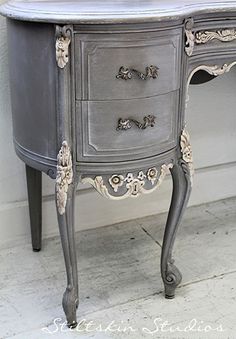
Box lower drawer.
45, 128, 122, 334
76, 92, 179, 162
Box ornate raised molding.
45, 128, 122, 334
186, 61, 236, 107
184, 19, 236, 56
184, 60, 236, 183
82, 164, 173, 200
56, 141, 73, 215
55, 25, 71, 69
184, 18, 195, 56
195, 29, 236, 44
180, 128, 194, 186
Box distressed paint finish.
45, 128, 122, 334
1, 0, 236, 23
55, 28, 71, 69
1, 0, 236, 329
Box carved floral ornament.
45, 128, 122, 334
55, 25, 71, 69
82, 164, 173, 200
180, 128, 194, 186
56, 141, 73, 215
184, 18, 236, 56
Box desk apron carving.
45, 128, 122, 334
82, 164, 173, 200
185, 18, 236, 56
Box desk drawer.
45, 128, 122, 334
76, 91, 179, 162
75, 33, 181, 100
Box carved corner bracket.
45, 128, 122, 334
81, 164, 173, 200
180, 128, 194, 186
185, 18, 236, 56
55, 25, 71, 69
185, 18, 195, 56
56, 141, 73, 215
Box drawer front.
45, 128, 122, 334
76, 91, 179, 162
75, 33, 181, 100
186, 19, 236, 56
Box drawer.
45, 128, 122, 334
76, 91, 179, 162
75, 33, 181, 100
186, 19, 236, 56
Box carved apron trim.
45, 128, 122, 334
82, 164, 173, 200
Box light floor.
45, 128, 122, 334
0, 197, 236, 339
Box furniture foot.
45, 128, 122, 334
25, 164, 42, 252
62, 285, 78, 328
161, 159, 192, 299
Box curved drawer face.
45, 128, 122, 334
75, 33, 181, 101
76, 91, 179, 162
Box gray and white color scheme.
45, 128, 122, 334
1, 0, 236, 328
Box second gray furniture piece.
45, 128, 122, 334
1, 0, 236, 328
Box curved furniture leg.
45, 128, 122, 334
56, 181, 78, 328
161, 159, 192, 299
55, 141, 78, 328
25, 164, 42, 252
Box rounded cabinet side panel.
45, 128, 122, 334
7, 19, 58, 164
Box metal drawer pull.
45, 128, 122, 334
117, 115, 156, 131
116, 65, 159, 80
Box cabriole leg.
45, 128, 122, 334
55, 141, 78, 328
25, 164, 42, 252
161, 129, 193, 298
56, 182, 78, 328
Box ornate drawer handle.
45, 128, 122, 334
116, 65, 159, 80
117, 115, 156, 130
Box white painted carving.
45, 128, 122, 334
56, 141, 73, 215
184, 61, 236, 185
185, 18, 195, 56
185, 24, 236, 57
56, 35, 71, 69
82, 164, 173, 200
185, 28, 195, 56
109, 174, 125, 192
195, 29, 236, 44
180, 128, 194, 186
186, 61, 236, 106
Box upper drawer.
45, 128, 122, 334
75, 32, 181, 101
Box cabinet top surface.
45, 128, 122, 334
1, 0, 236, 24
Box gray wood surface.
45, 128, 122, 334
0, 198, 235, 338
26, 165, 42, 252
1, 0, 236, 23
76, 32, 181, 100
77, 92, 178, 162
1, 0, 236, 329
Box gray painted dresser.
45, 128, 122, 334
1, 0, 236, 328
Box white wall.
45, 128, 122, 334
0, 15, 236, 246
